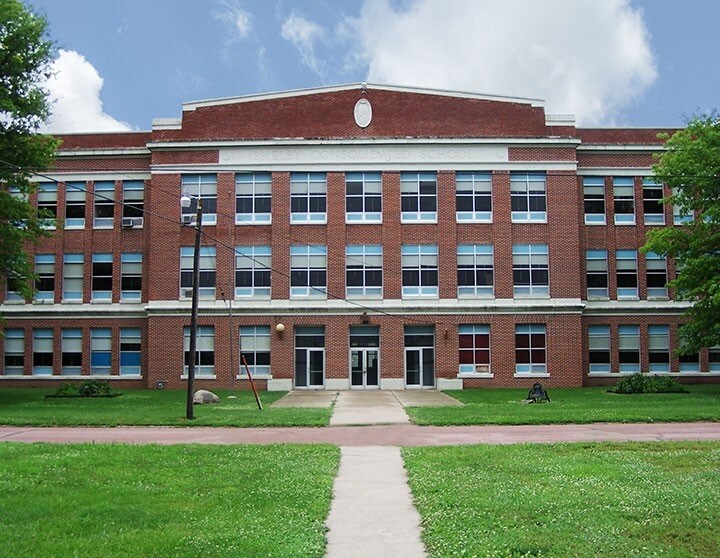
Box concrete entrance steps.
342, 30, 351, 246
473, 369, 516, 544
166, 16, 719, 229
325, 446, 427, 558
330, 391, 409, 426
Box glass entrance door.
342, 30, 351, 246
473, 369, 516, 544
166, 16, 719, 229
404, 326, 435, 388
350, 348, 379, 388
295, 327, 325, 389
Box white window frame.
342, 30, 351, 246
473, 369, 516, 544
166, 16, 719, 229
183, 325, 215, 378
618, 325, 640, 373
239, 326, 271, 377
457, 244, 494, 297
62, 254, 84, 302
180, 246, 216, 299
616, 250, 638, 299
64, 182, 86, 229
642, 177, 665, 225
456, 172, 492, 223
91, 253, 113, 302
181, 174, 217, 225
511, 172, 546, 222
290, 245, 327, 298
120, 253, 142, 301
648, 325, 670, 373
3, 329, 25, 376
401, 172, 437, 223
588, 325, 611, 374
583, 176, 606, 224
401, 244, 439, 298
512, 244, 549, 298
90, 328, 112, 376
290, 172, 327, 223
613, 177, 635, 225
458, 324, 491, 375
93, 181, 115, 228
235, 172, 272, 224
346, 244, 383, 298
346, 172, 382, 223
235, 246, 271, 298
515, 324, 547, 376
586, 250, 609, 299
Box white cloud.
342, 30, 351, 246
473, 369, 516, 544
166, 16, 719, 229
281, 12, 327, 80
40, 50, 131, 133
345, 0, 657, 125
213, 0, 253, 42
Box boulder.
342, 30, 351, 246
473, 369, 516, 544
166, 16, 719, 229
193, 389, 220, 404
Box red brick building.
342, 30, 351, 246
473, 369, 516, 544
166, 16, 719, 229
2, 84, 718, 390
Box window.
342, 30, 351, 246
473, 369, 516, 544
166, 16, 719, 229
513, 244, 549, 297
184, 325, 215, 377
181, 174, 217, 225
678, 341, 699, 373
120, 328, 141, 376
5, 273, 23, 302
457, 244, 494, 297
616, 250, 638, 299
239, 326, 271, 376
642, 178, 665, 225
672, 186, 693, 225
93, 181, 115, 228
122, 180, 144, 222
515, 324, 547, 375
90, 328, 111, 375
585, 250, 608, 299
235, 172, 271, 224
401, 172, 437, 222
65, 182, 86, 228
61, 328, 82, 375
291, 172, 326, 223
583, 176, 606, 224
456, 172, 492, 222
32, 329, 53, 375
648, 325, 670, 373
613, 177, 635, 224
180, 246, 216, 299
34, 254, 55, 302
346, 245, 382, 298
510, 172, 546, 222
3, 329, 24, 376
121, 253, 142, 301
62, 254, 84, 302
458, 324, 491, 375
645, 252, 668, 299
37, 182, 57, 227
588, 325, 611, 374
290, 245, 327, 297
401, 244, 438, 297
346, 172, 382, 223
91, 253, 113, 301
235, 246, 271, 298
618, 325, 640, 373
709, 347, 720, 373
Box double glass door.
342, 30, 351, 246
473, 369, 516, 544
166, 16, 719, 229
349, 326, 380, 389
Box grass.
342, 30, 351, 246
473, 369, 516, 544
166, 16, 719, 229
403, 442, 720, 558
0, 389, 331, 427
407, 385, 720, 425
0, 443, 339, 557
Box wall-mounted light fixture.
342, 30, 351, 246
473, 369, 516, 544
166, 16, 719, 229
275, 323, 285, 336
361, 312, 370, 324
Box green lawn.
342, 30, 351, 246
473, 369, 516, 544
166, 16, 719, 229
404, 442, 720, 558
408, 385, 720, 425
0, 389, 331, 427
0, 443, 339, 557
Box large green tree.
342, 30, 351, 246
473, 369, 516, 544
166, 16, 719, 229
0, 0, 59, 298
643, 112, 720, 353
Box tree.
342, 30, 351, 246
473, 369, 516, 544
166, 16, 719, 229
643, 112, 720, 353
0, 0, 59, 299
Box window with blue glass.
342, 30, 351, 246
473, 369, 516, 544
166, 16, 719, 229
61, 328, 82, 375
346, 172, 382, 223
290, 245, 327, 298
642, 178, 665, 225
457, 244, 493, 297
120, 328, 141, 376
401, 172, 437, 222
645, 252, 668, 299
401, 244, 438, 297
458, 324, 491, 374
184, 325, 215, 377
456, 172, 492, 222
588, 325, 611, 374
613, 177, 635, 224
585, 250, 608, 299
239, 326, 271, 377
583, 176, 605, 224
235, 246, 271, 298
65, 182, 86, 228
512, 244, 549, 297
3, 329, 24, 376
32, 329, 53, 375
92, 253, 113, 301
291, 172, 327, 223
34, 254, 55, 302
90, 328, 111, 375
121, 253, 142, 301
346, 244, 382, 298
648, 325, 670, 373
181, 174, 217, 225
236, 172, 271, 224
616, 250, 638, 299
618, 325, 640, 373
180, 246, 216, 299
511, 173, 546, 222
37, 182, 57, 228
62, 254, 84, 301
122, 180, 144, 221
515, 324, 547, 375
93, 181, 115, 228
672, 186, 693, 225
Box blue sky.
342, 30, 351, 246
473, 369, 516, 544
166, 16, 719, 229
30, 0, 720, 133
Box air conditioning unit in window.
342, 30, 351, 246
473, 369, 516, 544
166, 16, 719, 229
122, 217, 143, 228
182, 288, 194, 298
475, 365, 490, 374
181, 214, 194, 225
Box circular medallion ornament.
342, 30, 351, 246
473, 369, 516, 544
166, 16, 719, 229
354, 98, 372, 128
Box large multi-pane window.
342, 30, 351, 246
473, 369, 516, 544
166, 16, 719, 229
515, 324, 547, 375
239, 326, 271, 377
235, 246, 271, 298
648, 325, 670, 373
456, 172, 492, 222
678, 340, 700, 373
91, 253, 113, 301
613, 177, 635, 224
32, 329, 53, 375
120, 328, 141, 376
122, 180, 144, 223
585, 250, 608, 299
588, 325, 611, 374
510, 172, 546, 222
291, 172, 326, 223
184, 325, 215, 377
34, 254, 55, 302
457, 244, 494, 297
645, 252, 668, 299
62, 254, 84, 301
616, 250, 638, 299
235, 172, 271, 224
181, 174, 217, 225
512, 244, 549, 297
180, 246, 216, 299
37, 182, 57, 227
672, 186, 693, 225
401, 244, 438, 297
65, 182, 86, 228
458, 324, 491, 374
583, 176, 605, 224
642, 178, 665, 225
401, 172, 437, 222
290, 245, 327, 297
93, 181, 115, 228
708, 347, 720, 373
5, 273, 23, 302
121, 253, 142, 301
90, 328, 112, 375
346, 172, 382, 223
61, 328, 82, 375
346, 244, 382, 298
618, 325, 640, 373
3, 329, 24, 376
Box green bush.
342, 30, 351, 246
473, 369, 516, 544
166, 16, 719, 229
52, 380, 114, 397
614, 373, 687, 394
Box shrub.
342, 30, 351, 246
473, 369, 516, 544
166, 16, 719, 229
51, 380, 115, 397
613, 373, 687, 394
